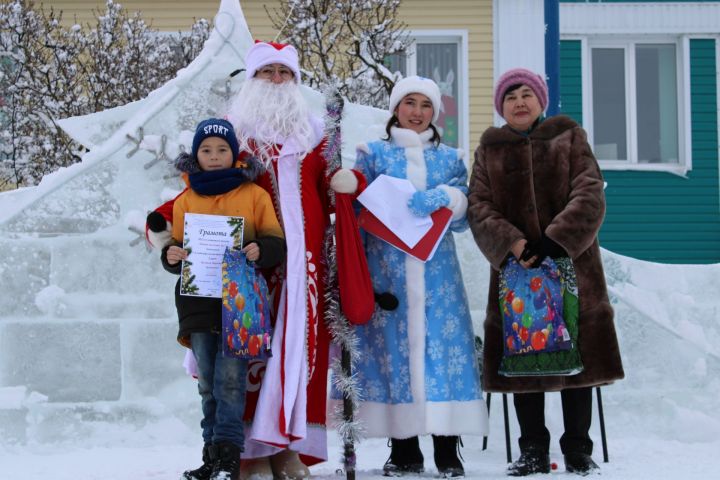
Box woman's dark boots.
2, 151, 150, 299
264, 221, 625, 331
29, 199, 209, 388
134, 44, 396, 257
432, 435, 465, 478
564, 452, 600, 476
182, 444, 214, 480
383, 437, 424, 476
507, 448, 551, 476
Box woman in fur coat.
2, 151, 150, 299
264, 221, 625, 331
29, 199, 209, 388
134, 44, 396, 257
350, 76, 488, 478
467, 68, 624, 477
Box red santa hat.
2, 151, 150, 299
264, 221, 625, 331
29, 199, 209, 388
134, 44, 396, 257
245, 40, 301, 83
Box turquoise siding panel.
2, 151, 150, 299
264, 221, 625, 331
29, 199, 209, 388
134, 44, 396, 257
561, 1, 719, 3
559, 38, 720, 263
559, 40, 582, 124
601, 39, 719, 264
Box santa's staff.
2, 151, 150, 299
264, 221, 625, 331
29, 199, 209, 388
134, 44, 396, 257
322, 83, 374, 480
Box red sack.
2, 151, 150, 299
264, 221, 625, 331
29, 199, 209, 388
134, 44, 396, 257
334, 191, 374, 325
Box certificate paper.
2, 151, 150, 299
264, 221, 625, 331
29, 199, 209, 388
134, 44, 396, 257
356, 174, 433, 248
180, 213, 244, 298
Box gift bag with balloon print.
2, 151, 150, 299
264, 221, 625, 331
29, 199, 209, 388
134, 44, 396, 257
498, 256, 583, 377
221, 248, 272, 360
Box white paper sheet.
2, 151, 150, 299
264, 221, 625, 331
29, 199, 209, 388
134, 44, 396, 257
357, 174, 433, 248
180, 213, 244, 297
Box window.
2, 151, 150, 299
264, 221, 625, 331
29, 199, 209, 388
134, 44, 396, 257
586, 39, 685, 169
385, 32, 468, 151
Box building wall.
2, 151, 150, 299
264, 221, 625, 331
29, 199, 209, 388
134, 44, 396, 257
396, 0, 494, 149
37, 1, 302, 44
560, 38, 720, 264
44, 0, 494, 154
562, 0, 718, 3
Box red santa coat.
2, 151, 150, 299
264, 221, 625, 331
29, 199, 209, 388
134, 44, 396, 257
240, 117, 332, 465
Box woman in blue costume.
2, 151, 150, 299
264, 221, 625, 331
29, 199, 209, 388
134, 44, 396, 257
351, 76, 488, 478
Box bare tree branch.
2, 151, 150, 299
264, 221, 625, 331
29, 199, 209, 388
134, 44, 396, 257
266, 0, 409, 108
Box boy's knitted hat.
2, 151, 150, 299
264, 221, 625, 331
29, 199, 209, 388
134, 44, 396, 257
494, 68, 548, 115
245, 40, 300, 83
388, 76, 442, 123
190, 118, 239, 161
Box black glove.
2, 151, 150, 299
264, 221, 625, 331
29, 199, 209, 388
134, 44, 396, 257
540, 234, 567, 259
374, 292, 399, 311
146, 211, 168, 233
520, 242, 546, 268
519, 234, 567, 268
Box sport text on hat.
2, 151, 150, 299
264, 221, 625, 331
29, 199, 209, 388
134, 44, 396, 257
191, 118, 240, 162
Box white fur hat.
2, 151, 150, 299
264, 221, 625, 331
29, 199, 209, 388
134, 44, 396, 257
245, 41, 301, 83
388, 75, 442, 123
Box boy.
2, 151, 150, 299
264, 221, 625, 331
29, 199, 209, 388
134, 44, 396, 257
162, 118, 285, 480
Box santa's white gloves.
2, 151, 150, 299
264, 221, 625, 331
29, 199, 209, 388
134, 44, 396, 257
330, 168, 358, 194
146, 211, 173, 249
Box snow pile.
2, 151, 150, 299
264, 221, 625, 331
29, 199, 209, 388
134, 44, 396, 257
1, 248, 718, 480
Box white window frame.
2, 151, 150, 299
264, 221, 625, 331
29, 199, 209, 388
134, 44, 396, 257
581, 35, 689, 174
404, 30, 470, 156
560, 2, 720, 177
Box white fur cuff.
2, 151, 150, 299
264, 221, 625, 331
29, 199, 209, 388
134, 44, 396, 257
330, 168, 358, 194
438, 185, 468, 221
147, 226, 172, 249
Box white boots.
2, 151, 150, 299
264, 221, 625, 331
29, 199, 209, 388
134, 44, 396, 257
239, 450, 310, 480
269, 450, 311, 480
239, 456, 272, 480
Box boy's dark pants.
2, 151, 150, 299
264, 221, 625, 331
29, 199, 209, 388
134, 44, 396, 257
191, 332, 247, 449
513, 387, 593, 455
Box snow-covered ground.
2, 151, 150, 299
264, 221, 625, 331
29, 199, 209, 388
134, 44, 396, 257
2, 246, 719, 479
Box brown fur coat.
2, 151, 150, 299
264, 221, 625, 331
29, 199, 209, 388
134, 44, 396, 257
468, 115, 624, 393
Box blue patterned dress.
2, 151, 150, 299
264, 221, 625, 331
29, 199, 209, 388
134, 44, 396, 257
351, 126, 488, 438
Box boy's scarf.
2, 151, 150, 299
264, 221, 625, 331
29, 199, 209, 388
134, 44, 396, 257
188, 168, 249, 196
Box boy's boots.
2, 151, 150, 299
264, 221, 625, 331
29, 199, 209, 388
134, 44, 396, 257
432, 435, 465, 478
269, 449, 311, 479
382, 436, 425, 476
182, 444, 213, 480
209, 442, 241, 480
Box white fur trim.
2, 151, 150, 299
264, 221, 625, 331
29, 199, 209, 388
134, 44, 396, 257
356, 143, 370, 155
390, 126, 433, 149
438, 184, 468, 221
182, 348, 197, 377
390, 127, 431, 193
389, 76, 442, 122
245, 42, 301, 82
252, 150, 309, 447
342, 399, 488, 438
329, 168, 358, 194
243, 422, 327, 461
146, 225, 172, 249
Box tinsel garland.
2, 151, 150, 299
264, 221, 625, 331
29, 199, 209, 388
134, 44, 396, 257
321, 82, 363, 478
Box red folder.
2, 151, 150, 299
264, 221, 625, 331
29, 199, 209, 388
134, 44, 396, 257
358, 207, 453, 262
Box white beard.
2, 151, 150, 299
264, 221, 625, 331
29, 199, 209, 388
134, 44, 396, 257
227, 78, 314, 167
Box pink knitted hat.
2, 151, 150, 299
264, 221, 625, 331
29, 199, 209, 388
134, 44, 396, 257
494, 68, 548, 115
245, 40, 301, 83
